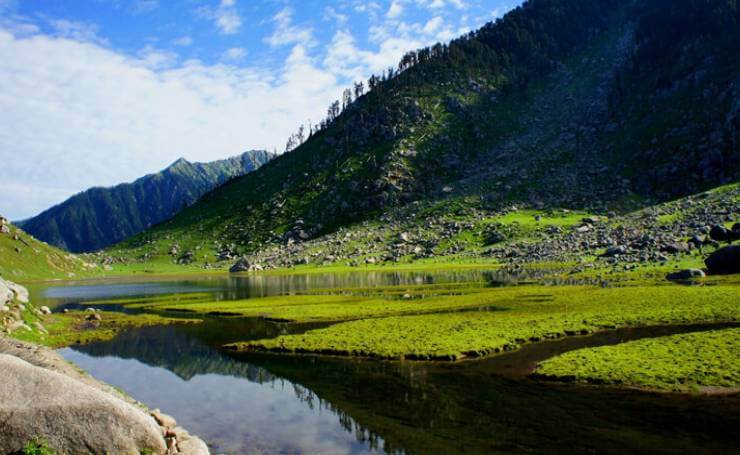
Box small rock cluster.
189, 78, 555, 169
0, 278, 40, 335
150, 409, 210, 455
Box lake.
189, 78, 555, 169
30, 272, 740, 454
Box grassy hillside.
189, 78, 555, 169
105, 0, 738, 272
0, 217, 100, 281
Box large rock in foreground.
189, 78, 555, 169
0, 354, 167, 455
705, 245, 740, 275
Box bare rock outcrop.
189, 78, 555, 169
0, 354, 166, 454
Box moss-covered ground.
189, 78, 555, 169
228, 283, 740, 360
534, 328, 740, 391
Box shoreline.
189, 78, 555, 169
0, 336, 210, 454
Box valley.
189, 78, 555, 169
1, 0, 738, 454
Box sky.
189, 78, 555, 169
0, 0, 520, 221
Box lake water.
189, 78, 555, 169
30, 272, 740, 454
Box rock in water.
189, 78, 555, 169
666, 269, 706, 281
705, 246, 740, 275
0, 354, 167, 454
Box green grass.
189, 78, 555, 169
10, 309, 199, 348
22, 440, 56, 455
145, 285, 496, 322
229, 284, 740, 360
535, 328, 740, 391
0, 222, 101, 281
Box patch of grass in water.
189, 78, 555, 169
11, 309, 199, 348
231, 284, 740, 360
534, 328, 740, 392
154, 289, 507, 322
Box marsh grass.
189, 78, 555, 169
231, 284, 740, 360
534, 328, 740, 391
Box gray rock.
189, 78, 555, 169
229, 257, 262, 273
0, 279, 13, 305
603, 245, 627, 257
661, 242, 690, 254
709, 224, 732, 242
6, 281, 29, 303
179, 437, 210, 455
151, 409, 177, 428
705, 245, 740, 275
0, 354, 166, 455
666, 269, 706, 281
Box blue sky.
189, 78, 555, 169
0, 0, 521, 220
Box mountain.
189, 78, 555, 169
110, 0, 739, 269
18, 150, 274, 253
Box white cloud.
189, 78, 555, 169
49, 19, 107, 45
265, 7, 315, 48
387, 1, 404, 19
172, 35, 193, 46
0, 29, 342, 219
418, 0, 467, 9
198, 0, 242, 35
137, 44, 179, 69
323, 6, 348, 26
221, 46, 246, 62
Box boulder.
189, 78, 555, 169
179, 437, 210, 455
0, 278, 29, 304
0, 354, 166, 455
229, 258, 251, 273
666, 269, 706, 281
0, 279, 13, 305
661, 242, 690, 254
709, 224, 732, 242
603, 245, 627, 257
705, 246, 740, 275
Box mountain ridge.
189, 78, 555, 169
109, 0, 739, 269
18, 150, 274, 253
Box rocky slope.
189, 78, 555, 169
18, 150, 274, 253
108, 0, 739, 271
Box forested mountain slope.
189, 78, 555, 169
111, 0, 739, 269
18, 150, 273, 252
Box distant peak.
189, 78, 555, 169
168, 157, 191, 169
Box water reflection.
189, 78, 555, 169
33, 268, 582, 311
60, 321, 740, 455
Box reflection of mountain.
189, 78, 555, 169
74, 323, 740, 455
72, 322, 282, 382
